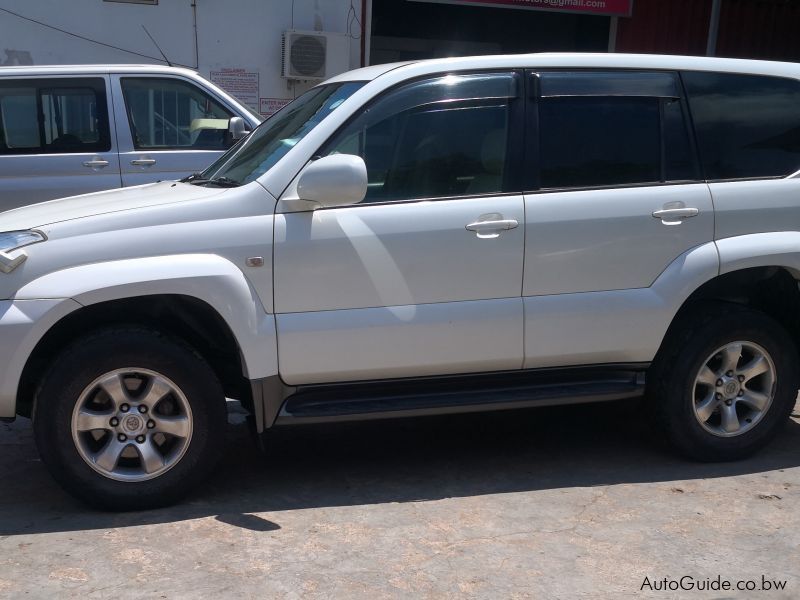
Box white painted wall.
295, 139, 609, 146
0, 0, 363, 112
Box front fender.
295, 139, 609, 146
15, 253, 278, 380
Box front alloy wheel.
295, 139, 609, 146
34, 328, 226, 510
71, 369, 194, 482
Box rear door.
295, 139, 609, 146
0, 76, 120, 211
522, 70, 715, 367
111, 75, 237, 186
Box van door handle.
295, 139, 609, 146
465, 218, 519, 239
82, 159, 109, 168
131, 158, 157, 167
652, 207, 699, 224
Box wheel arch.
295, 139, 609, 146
14, 254, 278, 418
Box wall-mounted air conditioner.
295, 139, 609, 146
282, 30, 351, 81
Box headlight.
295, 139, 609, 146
0, 230, 45, 274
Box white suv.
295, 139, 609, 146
2, 53, 800, 509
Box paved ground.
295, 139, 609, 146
1, 399, 799, 599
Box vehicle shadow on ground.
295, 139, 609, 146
2, 400, 800, 536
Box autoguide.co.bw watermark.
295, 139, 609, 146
641, 575, 787, 593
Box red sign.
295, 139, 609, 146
409, 0, 632, 17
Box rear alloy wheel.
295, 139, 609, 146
652, 303, 799, 461
691, 341, 776, 438
34, 328, 226, 510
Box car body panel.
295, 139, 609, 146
523, 184, 714, 296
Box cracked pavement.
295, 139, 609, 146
1, 399, 799, 598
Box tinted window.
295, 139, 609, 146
0, 78, 110, 155
683, 72, 800, 180
121, 78, 234, 150
539, 96, 693, 189
323, 72, 518, 202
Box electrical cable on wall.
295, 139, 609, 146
347, 0, 362, 39
0, 6, 195, 68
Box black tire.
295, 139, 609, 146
650, 302, 799, 461
33, 327, 227, 510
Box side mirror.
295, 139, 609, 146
228, 116, 249, 141
296, 154, 367, 209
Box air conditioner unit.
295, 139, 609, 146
282, 30, 350, 81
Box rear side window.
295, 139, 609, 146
537, 71, 695, 189
121, 77, 234, 150
322, 72, 519, 202
0, 78, 110, 155
683, 72, 800, 180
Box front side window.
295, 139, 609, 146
322, 72, 518, 203
537, 71, 695, 189
121, 77, 234, 150
0, 78, 110, 155
682, 71, 800, 180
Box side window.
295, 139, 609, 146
0, 78, 110, 155
536, 71, 695, 189
322, 72, 519, 202
121, 78, 234, 150
682, 71, 800, 180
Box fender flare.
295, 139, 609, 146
15, 253, 278, 380
717, 232, 800, 278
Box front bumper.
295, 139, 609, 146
0, 298, 80, 418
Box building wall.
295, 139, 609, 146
0, 0, 363, 113
616, 0, 800, 61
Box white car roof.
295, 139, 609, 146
329, 53, 800, 83
0, 64, 201, 77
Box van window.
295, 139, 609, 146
321, 72, 519, 202
536, 71, 695, 189
682, 71, 800, 180
0, 78, 110, 155
121, 78, 234, 150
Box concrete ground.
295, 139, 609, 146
1, 399, 799, 599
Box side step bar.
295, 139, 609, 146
274, 366, 647, 425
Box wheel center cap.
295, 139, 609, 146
122, 414, 144, 434
723, 380, 739, 398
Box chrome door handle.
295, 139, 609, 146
82, 159, 109, 168
465, 219, 519, 239
466, 219, 519, 231
652, 207, 699, 222
131, 159, 157, 167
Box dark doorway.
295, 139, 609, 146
370, 0, 611, 65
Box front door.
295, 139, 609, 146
0, 76, 121, 211
274, 71, 526, 385
112, 75, 236, 186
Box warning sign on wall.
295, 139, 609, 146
210, 68, 259, 111
260, 97, 292, 118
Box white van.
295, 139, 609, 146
0, 65, 262, 211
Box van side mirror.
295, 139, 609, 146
228, 116, 249, 141
295, 154, 368, 209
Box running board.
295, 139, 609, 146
274, 366, 647, 425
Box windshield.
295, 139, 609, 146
201, 81, 366, 185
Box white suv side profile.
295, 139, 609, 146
2, 53, 800, 509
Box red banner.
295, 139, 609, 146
409, 0, 633, 17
